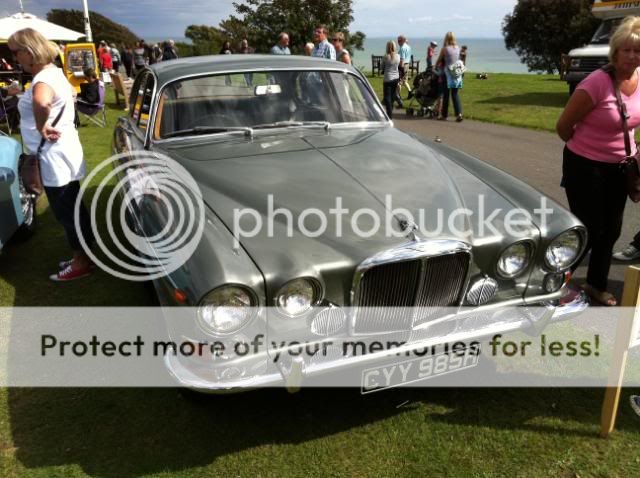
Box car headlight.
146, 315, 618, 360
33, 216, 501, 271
276, 278, 320, 317
497, 242, 532, 278
197, 285, 257, 335
545, 230, 582, 271
570, 58, 581, 68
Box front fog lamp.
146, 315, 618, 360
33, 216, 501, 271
570, 58, 581, 68
545, 230, 582, 272
497, 242, 531, 278
276, 278, 320, 317
197, 286, 256, 335
544, 272, 566, 293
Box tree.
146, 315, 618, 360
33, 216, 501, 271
184, 25, 226, 55
502, 0, 600, 74
219, 0, 365, 55
47, 9, 139, 47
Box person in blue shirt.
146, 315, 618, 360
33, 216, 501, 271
396, 35, 412, 107
312, 25, 336, 60
271, 32, 291, 55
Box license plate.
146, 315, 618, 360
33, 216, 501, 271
360, 346, 480, 394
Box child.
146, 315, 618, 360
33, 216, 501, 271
427, 41, 437, 69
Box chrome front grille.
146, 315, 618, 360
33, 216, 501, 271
571, 56, 608, 72
352, 251, 470, 334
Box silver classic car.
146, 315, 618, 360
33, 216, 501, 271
111, 55, 588, 391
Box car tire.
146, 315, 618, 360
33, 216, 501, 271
568, 83, 577, 96
124, 206, 140, 235
405, 108, 414, 116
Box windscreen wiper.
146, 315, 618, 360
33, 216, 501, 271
163, 126, 254, 139
252, 121, 331, 130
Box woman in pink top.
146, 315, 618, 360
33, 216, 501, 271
556, 16, 640, 306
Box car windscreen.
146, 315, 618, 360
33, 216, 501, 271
155, 70, 387, 139
65, 47, 97, 76
591, 18, 623, 44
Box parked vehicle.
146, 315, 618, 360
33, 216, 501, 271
0, 136, 36, 250
112, 55, 588, 391
565, 0, 640, 94
0, 41, 98, 92
63, 42, 98, 92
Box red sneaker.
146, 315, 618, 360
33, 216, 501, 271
58, 259, 97, 270
50, 264, 93, 282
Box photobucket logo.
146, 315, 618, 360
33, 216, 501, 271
233, 194, 554, 244
75, 151, 205, 281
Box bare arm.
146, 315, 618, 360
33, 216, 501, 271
556, 90, 595, 142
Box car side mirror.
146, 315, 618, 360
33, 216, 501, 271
0, 167, 16, 185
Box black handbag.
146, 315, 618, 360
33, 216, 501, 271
18, 104, 66, 196
605, 67, 640, 203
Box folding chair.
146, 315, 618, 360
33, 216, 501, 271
76, 81, 107, 127
0, 93, 19, 136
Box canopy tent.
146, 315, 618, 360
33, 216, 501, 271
0, 12, 85, 41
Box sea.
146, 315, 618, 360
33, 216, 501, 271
352, 37, 529, 74
144, 36, 528, 74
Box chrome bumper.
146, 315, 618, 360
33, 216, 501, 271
164, 288, 589, 393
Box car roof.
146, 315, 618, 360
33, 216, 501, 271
149, 54, 355, 86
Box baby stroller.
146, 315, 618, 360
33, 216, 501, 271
405, 67, 441, 118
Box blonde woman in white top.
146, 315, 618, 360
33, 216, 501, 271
8, 28, 94, 281
382, 41, 400, 118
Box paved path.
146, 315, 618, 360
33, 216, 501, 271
395, 116, 640, 300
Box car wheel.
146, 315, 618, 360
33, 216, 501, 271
417, 108, 425, 117
124, 206, 140, 235
568, 83, 577, 96
16, 182, 36, 239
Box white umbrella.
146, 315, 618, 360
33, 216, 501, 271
0, 12, 85, 41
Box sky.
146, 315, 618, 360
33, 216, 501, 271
1, 0, 519, 39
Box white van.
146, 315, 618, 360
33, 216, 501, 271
565, 0, 640, 94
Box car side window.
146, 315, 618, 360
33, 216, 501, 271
138, 75, 155, 131
130, 72, 148, 124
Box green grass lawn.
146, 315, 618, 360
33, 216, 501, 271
0, 85, 639, 478
367, 71, 569, 132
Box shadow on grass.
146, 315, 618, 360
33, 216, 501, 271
7, 385, 637, 477
0, 183, 155, 307
478, 92, 568, 108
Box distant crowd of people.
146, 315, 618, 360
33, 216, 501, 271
93, 38, 179, 78
380, 33, 468, 120
217, 25, 352, 65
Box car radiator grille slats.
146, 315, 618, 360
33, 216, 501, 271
572, 57, 608, 72
352, 252, 469, 334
